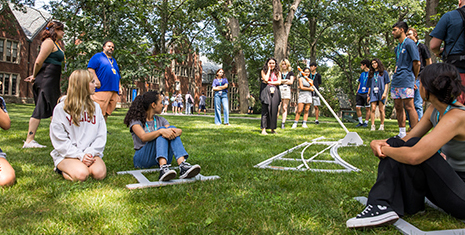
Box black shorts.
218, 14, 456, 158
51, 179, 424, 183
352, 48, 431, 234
199, 104, 206, 111
356, 93, 369, 107
248, 106, 253, 110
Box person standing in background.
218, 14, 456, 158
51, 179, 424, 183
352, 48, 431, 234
87, 40, 121, 122
23, 21, 65, 148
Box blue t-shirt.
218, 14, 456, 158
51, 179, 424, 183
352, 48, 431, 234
212, 78, 229, 93
430, 7, 465, 73
357, 71, 369, 94
392, 38, 420, 88
367, 70, 390, 99
87, 52, 121, 93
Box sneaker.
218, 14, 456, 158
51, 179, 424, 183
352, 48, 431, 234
291, 123, 297, 129
362, 123, 368, 127
371, 125, 376, 131
281, 123, 285, 129
22, 140, 47, 148
346, 204, 399, 228
179, 161, 201, 179
315, 120, 319, 125
159, 165, 177, 181
356, 123, 363, 127
379, 124, 384, 131
302, 123, 308, 128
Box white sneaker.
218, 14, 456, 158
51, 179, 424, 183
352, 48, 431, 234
371, 125, 376, 131
22, 140, 46, 148
291, 123, 297, 129
379, 124, 384, 131
302, 123, 308, 128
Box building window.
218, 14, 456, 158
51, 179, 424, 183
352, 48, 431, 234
0, 72, 19, 96
0, 39, 20, 63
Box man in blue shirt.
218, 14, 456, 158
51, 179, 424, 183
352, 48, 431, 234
88, 40, 121, 121
430, 0, 465, 104
391, 21, 420, 138
356, 59, 371, 127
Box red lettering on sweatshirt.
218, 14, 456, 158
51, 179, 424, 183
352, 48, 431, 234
67, 112, 96, 125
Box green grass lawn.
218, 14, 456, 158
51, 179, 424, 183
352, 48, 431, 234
1, 104, 463, 234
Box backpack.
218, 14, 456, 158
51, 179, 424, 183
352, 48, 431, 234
188, 96, 193, 104
444, 7, 465, 69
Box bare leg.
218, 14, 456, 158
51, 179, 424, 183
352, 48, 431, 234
25, 117, 41, 143
314, 106, 319, 121
356, 106, 362, 120
294, 103, 304, 121
370, 102, 377, 126
303, 104, 311, 121
404, 98, 418, 128
0, 158, 15, 186
88, 157, 106, 180
365, 107, 371, 122
281, 99, 290, 123
394, 98, 406, 127
379, 101, 386, 124
56, 158, 91, 182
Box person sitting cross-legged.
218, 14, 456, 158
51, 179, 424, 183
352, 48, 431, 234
124, 91, 201, 181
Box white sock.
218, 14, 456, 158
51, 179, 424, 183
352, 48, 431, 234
365, 120, 369, 124
358, 117, 363, 123
399, 127, 406, 138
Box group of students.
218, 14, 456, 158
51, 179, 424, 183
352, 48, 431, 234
355, 59, 391, 131
259, 58, 321, 135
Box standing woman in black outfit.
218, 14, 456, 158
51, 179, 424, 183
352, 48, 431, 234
23, 21, 65, 148
260, 58, 282, 135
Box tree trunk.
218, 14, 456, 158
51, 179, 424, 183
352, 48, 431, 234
309, 16, 317, 63
425, 0, 439, 63
272, 0, 301, 63
228, 16, 250, 113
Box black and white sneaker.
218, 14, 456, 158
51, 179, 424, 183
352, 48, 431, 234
315, 120, 320, 125
159, 165, 177, 181
179, 161, 201, 179
346, 204, 399, 228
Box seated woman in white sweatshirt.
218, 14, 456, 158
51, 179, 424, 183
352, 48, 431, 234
50, 70, 107, 181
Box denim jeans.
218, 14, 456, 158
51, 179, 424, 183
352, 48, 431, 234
133, 126, 188, 168
185, 102, 192, 114
214, 91, 229, 125
414, 79, 423, 121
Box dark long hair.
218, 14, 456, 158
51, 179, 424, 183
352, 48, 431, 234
262, 58, 280, 78
124, 91, 160, 127
41, 21, 64, 41
368, 58, 385, 79
420, 63, 465, 104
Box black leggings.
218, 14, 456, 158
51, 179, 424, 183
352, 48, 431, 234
367, 137, 465, 219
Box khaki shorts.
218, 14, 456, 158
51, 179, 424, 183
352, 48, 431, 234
92, 91, 118, 116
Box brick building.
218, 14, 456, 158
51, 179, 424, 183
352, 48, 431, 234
0, 3, 52, 103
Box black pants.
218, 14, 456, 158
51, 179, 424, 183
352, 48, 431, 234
367, 137, 465, 219
261, 91, 280, 130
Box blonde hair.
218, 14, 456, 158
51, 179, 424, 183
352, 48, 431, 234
64, 70, 95, 126
280, 59, 292, 73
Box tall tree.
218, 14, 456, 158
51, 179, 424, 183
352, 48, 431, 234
272, 0, 301, 62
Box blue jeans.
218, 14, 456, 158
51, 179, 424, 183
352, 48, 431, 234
133, 126, 189, 168
185, 102, 192, 114
414, 79, 423, 121
214, 91, 229, 125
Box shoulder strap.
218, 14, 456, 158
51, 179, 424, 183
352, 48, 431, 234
446, 8, 465, 57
